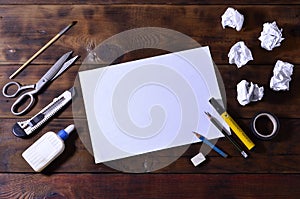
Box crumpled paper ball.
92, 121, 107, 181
228, 41, 253, 68
270, 60, 294, 91
258, 21, 284, 51
237, 80, 264, 106
221, 7, 244, 31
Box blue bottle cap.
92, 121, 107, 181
57, 129, 69, 141
57, 124, 75, 141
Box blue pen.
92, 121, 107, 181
193, 132, 228, 158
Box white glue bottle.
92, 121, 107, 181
22, 124, 75, 172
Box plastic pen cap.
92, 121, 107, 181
57, 124, 75, 141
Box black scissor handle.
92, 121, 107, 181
2, 81, 35, 98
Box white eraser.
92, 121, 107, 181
191, 152, 206, 166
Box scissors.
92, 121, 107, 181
2, 51, 78, 115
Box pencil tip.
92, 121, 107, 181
192, 131, 200, 138
72, 21, 78, 25
204, 111, 212, 118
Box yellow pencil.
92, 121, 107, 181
209, 97, 255, 150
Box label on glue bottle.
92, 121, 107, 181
22, 124, 75, 172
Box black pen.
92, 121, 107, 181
204, 112, 248, 158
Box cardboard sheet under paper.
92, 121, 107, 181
79, 46, 228, 164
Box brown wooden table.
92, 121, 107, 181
1, 1, 299, 198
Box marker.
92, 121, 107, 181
193, 132, 228, 158
209, 97, 255, 150
204, 111, 248, 158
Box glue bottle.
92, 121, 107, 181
22, 124, 75, 172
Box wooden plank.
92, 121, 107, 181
0, 0, 299, 5
1, 118, 299, 173
0, 2, 298, 199
0, 64, 299, 119
0, 5, 299, 65
0, 173, 300, 198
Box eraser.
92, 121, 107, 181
191, 152, 206, 166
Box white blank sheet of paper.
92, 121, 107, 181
79, 46, 228, 163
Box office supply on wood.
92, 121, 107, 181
236, 80, 264, 106
3, 51, 78, 115
258, 21, 284, 51
270, 60, 294, 91
204, 111, 248, 158
250, 112, 280, 140
22, 124, 75, 172
209, 97, 255, 150
9, 21, 77, 79
228, 41, 253, 68
221, 7, 244, 31
193, 132, 228, 158
79, 47, 227, 163
12, 87, 75, 138
191, 152, 206, 166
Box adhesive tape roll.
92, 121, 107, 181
250, 112, 280, 140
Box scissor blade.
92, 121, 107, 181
51, 55, 79, 81
34, 51, 73, 91
41, 51, 73, 81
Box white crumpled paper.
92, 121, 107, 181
221, 7, 244, 31
270, 60, 294, 91
258, 21, 284, 51
228, 41, 253, 68
237, 80, 264, 106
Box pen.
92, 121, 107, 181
204, 111, 248, 158
209, 97, 255, 150
193, 132, 228, 158
9, 21, 77, 79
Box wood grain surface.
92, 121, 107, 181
0, 5, 299, 65
0, 1, 299, 199
0, 0, 300, 5
1, 174, 300, 198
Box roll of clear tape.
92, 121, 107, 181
250, 112, 280, 140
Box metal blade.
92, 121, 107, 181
51, 55, 79, 81
35, 51, 73, 90
41, 51, 73, 81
